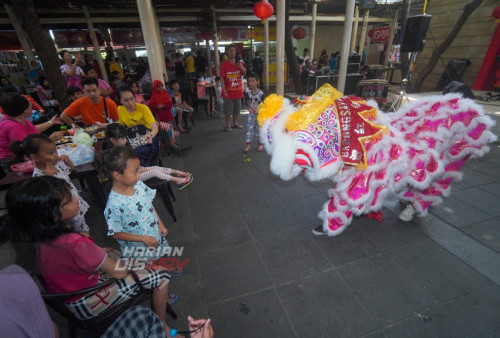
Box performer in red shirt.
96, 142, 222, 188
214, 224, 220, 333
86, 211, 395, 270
220, 44, 246, 132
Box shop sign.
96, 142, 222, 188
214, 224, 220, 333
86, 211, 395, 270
252, 26, 276, 42
368, 26, 391, 43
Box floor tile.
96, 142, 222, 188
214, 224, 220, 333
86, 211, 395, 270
462, 217, 500, 254
208, 289, 295, 337
452, 187, 500, 217
381, 285, 500, 337
354, 208, 428, 252
388, 239, 493, 302
312, 225, 380, 267
200, 242, 272, 303
255, 233, 332, 285
429, 196, 492, 228
283, 194, 328, 227
337, 254, 438, 326
276, 270, 378, 337
192, 208, 252, 252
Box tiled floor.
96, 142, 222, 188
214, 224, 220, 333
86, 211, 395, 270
48, 100, 500, 336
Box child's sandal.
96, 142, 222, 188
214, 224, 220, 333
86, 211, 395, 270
167, 292, 178, 305
257, 144, 264, 152
181, 172, 192, 178
243, 143, 251, 153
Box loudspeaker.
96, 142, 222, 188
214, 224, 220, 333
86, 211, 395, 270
442, 81, 475, 99
401, 15, 432, 52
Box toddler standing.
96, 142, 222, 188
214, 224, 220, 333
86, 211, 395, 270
244, 73, 265, 153
103, 146, 172, 261
215, 77, 224, 118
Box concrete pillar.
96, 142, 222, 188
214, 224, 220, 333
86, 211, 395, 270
264, 20, 269, 92
358, 10, 370, 55
4, 4, 35, 64
276, 0, 285, 95
152, 10, 167, 82
82, 6, 108, 83
350, 5, 359, 53
137, 0, 166, 83
210, 5, 220, 77
338, 0, 356, 93
310, 3, 317, 60
205, 39, 211, 77
384, 10, 399, 67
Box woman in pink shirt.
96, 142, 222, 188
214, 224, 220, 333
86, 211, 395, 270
6, 176, 177, 336
0, 95, 62, 163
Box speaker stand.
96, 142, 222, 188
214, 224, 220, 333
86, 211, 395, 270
389, 52, 418, 112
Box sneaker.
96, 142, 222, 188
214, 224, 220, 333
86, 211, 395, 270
177, 175, 194, 191
399, 204, 415, 222
312, 224, 328, 236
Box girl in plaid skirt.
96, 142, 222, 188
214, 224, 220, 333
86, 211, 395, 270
6, 176, 178, 337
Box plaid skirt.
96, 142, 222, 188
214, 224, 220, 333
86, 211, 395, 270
65, 266, 170, 320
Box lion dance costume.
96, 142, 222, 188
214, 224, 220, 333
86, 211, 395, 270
258, 84, 497, 236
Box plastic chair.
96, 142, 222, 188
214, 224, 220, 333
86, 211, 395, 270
40, 271, 177, 338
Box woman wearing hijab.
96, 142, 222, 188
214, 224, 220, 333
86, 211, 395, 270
148, 80, 184, 153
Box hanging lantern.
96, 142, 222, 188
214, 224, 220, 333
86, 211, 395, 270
253, 0, 274, 24
293, 27, 306, 40
201, 30, 214, 41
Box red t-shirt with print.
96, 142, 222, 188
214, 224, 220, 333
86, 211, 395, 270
220, 60, 243, 100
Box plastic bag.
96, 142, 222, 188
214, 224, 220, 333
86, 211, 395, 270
57, 144, 95, 166
73, 128, 95, 146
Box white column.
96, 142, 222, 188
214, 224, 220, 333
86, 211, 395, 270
384, 10, 399, 67
276, 0, 285, 95
350, 5, 359, 53
358, 9, 370, 55
4, 4, 35, 64
264, 20, 269, 92
82, 6, 108, 83
309, 3, 317, 60
210, 5, 220, 77
337, 0, 356, 93
152, 10, 167, 82
205, 39, 211, 77
137, 0, 165, 83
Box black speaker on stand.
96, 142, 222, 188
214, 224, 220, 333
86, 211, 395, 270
401, 14, 432, 53
390, 14, 432, 112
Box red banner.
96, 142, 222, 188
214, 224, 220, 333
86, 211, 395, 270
0, 31, 23, 51
111, 29, 144, 46
53, 30, 104, 48
368, 26, 391, 43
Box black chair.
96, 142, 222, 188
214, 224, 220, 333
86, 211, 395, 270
40, 271, 177, 338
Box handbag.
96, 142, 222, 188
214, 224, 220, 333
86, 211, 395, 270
127, 124, 151, 149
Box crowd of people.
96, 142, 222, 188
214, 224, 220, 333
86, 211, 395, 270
0, 42, 276, 336
0, 47, 231, 337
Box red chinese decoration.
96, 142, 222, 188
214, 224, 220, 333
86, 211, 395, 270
293, 27, 306, 40
201, 30, 214, 41
253, 0, 274, 24
493, 5, 500, 19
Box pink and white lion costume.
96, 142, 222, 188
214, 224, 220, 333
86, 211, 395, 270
258, 84, 497, 236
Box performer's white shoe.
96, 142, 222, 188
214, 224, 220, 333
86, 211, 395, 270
399, 204, 415, 222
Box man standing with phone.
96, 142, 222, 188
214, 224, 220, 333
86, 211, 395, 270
220, 44, 246, 132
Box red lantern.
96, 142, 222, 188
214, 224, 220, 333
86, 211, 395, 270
493, 5, 500, 19
201, 30, 214, 41
253, 0, 274, 24
293, 27, 306, 40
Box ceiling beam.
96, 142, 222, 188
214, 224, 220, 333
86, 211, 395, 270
0, 14, 392, 25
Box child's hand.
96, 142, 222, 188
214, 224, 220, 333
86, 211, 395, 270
59, 155, 76, 170
142, 236, 159, 248
159, 224, 168, 236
